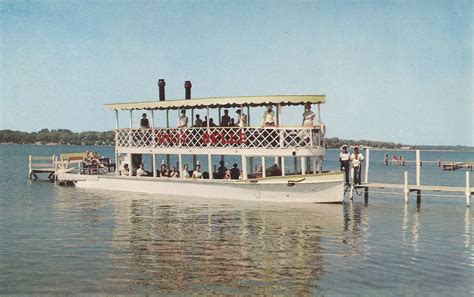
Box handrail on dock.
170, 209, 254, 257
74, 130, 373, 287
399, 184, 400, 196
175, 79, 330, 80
28, 154, 57, 180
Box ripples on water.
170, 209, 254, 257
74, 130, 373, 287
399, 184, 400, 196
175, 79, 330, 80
0, 145, 473, 295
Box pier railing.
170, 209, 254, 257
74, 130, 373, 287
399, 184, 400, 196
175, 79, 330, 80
115, 127, 324, 149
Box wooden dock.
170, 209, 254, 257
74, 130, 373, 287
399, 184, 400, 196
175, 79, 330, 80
350, 149, 473, 207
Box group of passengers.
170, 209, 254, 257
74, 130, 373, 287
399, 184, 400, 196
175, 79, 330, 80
120, 161, 242, 180
139, 104, 319, 130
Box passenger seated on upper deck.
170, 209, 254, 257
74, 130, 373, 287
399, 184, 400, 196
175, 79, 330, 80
216, 161, 227, 179
121, 163, 130, 176
229, 118, 236, 127
194, 114, 203, 127
140, 113, 150, 128
178, 110, 188, 128
208, 118, 217, 127
220, 109, 231, 127
236, 109, 247, 127
262, 105, 276, 127
192, 165, 203, 179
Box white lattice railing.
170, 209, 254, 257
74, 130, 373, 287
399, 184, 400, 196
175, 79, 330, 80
115, 127, 324, 149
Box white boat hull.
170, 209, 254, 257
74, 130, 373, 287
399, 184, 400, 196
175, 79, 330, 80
58, 172, 344, 203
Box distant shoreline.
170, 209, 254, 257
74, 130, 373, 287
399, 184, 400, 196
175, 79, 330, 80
1, 129, 472, 152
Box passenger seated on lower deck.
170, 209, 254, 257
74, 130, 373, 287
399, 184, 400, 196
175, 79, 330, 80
170, 167, 179, 178
182, 164, 190, 178
230, 163, 240, 179
159, 164, 168, 177
216, 161, 227, 179
192, 165, 203, 179
121, 164, 130, 176
136, 163, 148, 177
267, 163, 282, 176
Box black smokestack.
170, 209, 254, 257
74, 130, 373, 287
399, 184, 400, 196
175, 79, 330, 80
158, 79, 166, 101
184, 80, 192, 100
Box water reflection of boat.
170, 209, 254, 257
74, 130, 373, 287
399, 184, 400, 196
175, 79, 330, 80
57, 82, 343, 203
105, 196, 344, 293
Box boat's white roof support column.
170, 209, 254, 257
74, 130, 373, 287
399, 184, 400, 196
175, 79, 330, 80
115, 110, 119, 129
246, 106, 250, 126
218, 107, 221, 126
191, 109, 194, 126
312, 157, 317, 174
152, 153, 157, 177
261, 156, 266, 178
208, 154, 213, 179
278, 105, 284, 147
129, 110, 133, 148
114, 109, 119, 176
241, 155, 247, 180
317, 103, 321, 122
206, 107, 210, 128
151, 110, 156, 147
301, 156, 307, 175
281, 156, 286, 176
166, 110, 170, 166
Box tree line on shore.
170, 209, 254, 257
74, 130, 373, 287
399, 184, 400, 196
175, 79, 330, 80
0, 129, 114, 146
0, 129, 470, 151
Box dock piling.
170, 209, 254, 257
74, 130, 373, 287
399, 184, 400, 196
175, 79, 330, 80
404, 171, 409, 203
364, 148, 369, 184
416, 150, 421, 186
466, 171, 471, 207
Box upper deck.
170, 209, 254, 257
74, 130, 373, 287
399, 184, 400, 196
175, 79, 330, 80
107, 94, 327, 156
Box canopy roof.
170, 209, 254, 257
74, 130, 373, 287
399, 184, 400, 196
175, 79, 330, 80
104, 95, 325, 111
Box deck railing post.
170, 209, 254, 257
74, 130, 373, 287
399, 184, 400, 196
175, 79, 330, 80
404, 171, 409, 203
153, 153, 157, 177
416, 150, 421, 186
466, 171, 471, 207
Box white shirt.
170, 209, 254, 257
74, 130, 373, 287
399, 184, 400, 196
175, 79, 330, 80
237, 113, 247, 127
136, 168, 146, 176
350, 153, 364, 167
262, 110, 276, 125
192, 170, 202, 179
302, 110, 315, 127
182, 169, 190, 178
339, 151, 350, 161
178, 115, 188, 128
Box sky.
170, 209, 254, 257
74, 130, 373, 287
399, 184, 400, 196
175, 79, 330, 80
1, 0, 472, 146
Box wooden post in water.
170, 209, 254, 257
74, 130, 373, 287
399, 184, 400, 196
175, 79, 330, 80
28, 155, 32, 179
416, 190, 421, 205
404, 171, 409, 203
416, 150, 421, 186
364, 148, 370, 184
466, 171, 471, 207
364, 187, 369, 204
349, 167, 354, 200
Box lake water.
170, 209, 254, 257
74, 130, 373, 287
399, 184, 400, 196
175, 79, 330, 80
0, 144, 473, 295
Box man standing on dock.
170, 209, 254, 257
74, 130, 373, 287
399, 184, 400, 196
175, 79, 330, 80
339, 145, 350, 185
351, 146, 365, 185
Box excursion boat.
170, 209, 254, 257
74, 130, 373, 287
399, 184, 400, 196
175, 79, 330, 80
57, 81, 344, 203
